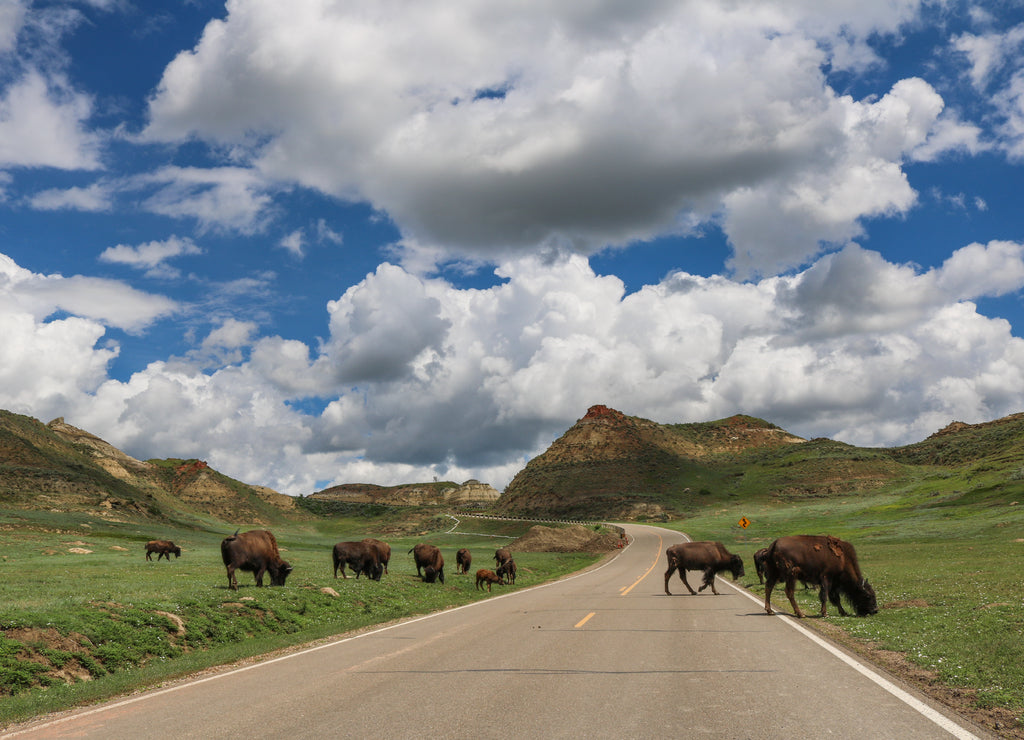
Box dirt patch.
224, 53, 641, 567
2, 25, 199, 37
154, 611, 186, 636
509, 524, 622, 553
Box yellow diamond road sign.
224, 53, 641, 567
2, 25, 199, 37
738, 517, 750, 529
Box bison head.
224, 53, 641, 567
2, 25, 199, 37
852, 578, 878, 616
728, 554, 745, 581
269, 561, 293, 586
172, 546, 182, 558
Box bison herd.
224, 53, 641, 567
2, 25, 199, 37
144, 527, 877, 618
664, 534, 878, 618
144, 531, 520, 593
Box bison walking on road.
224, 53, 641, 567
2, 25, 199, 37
145, 540, 181, 561
333, 541, 383, 580
456, 548, 472, 575
475, 569, 503, 592
221, 530, 293, 591
409, 543, 445, 584
763, 535, 877, 618
664, 541, 744, 595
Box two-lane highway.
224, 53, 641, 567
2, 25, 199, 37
4, 524, 989, 739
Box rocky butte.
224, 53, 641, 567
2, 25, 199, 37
496, 404, 806, 520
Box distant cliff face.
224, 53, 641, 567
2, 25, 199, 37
496, 405, 805, 519
308, 479, 501, 507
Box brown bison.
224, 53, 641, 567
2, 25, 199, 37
221, 530, 293, 591
409, 543, 445, 584
664, 541, 745, 595
496, 558, 517, 585
145, 540, 181, 561
475, 569, 503, 592
763, 535, 877, 618
362, 538, 391, 575
456, 548, 472, 575
755, 546, 811, 589
333, 541, 383, 580
494, 547, 511, 567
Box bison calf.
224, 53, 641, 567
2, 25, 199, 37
475, 569, 504, 592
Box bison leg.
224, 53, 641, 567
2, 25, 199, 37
678, 569, 697, 595
826, 581, 848, 617
764, 576, 776, 615
697, 568, 719, 595
146, 551, 153, 561
254, 566, 267, 587
226, 565, 238, 591
785, 577, 805, 618
663, 564, 678, 595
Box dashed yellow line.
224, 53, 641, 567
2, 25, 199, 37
574, 612, 596, 628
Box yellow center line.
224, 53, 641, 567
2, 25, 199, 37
574, 612, 596, 628
620, 533, 663, 596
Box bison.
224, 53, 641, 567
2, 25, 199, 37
763, 535, 877, 618
221, 530, 293, 591
755, 546, 811, 589
333, 541, 383, 580
494, 548, 511, 567
409, 543, 445, 584
145, 540, 181, 561
475, 569, 503, 592
496, 558, 517, 585
664, 541, 745, 596
456, 548, 472, 575
362, 538, 391, 575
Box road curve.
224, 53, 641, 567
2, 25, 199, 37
4, 524, 990, 739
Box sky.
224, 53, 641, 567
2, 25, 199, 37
2, 0, 1024, 496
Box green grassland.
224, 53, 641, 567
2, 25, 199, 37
0, 510, 600, 727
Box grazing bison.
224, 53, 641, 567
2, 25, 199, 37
496, 558, 517, 585
362, 538, 391, 575
409, 543, 445, 584
475, 569, 503, 592
333, 541, 383, 580
494, 548, 511, 567
664, 541, 745, 596
456, 548, 472, 575
763, 535, 877, 618
221, 530, 293, 591
145, 540, 181, 561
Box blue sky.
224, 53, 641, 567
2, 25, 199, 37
3, 1, 1024, 495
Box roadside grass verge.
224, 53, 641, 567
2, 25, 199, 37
665, 484, 1024, 734
0, 513, 600, 727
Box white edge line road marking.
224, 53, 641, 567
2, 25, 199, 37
722, 576, 981, 740
3, 543, 629, 738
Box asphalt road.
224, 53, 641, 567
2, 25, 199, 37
4, 524, 991, 739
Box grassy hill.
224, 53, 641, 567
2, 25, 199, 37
0, 411, 307, 527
